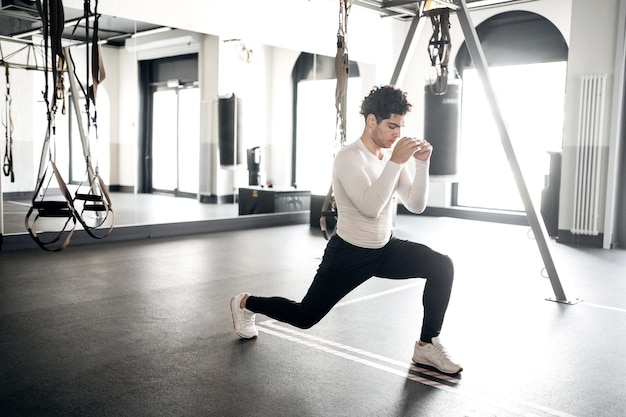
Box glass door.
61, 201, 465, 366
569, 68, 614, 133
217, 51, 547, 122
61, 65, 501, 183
151, 86, 200, 197
177, 88, 200, 195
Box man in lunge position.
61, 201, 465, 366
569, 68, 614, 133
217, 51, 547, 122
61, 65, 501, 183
230, 85, 462, 374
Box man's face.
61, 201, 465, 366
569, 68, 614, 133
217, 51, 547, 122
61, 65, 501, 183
370, 113, 404, 149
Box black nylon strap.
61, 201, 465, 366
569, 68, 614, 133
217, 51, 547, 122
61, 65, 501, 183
427, 7, 451, 95
3, 63, 14, 182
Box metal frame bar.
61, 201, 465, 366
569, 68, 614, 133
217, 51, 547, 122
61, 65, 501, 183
453, 0, 579, 304
390, 12, 426, 85
603, 1, 626, 249
386, 0, 577, 303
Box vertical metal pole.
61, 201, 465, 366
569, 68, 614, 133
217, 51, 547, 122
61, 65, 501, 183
0, 134, 3, 237
232, 94, 238, 203
603, 0, 626, 249
390, 13, 426, 85
454, 0, 578, 304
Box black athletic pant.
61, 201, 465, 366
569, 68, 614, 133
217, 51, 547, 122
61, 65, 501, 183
246, 234, 454, 343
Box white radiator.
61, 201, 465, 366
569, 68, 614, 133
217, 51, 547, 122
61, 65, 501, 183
571, 74, 608, 236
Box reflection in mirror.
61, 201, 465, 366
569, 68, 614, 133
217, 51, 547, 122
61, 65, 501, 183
0, 21, 375, 247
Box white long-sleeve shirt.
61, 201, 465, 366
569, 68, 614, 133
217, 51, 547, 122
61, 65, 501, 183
332, 138, 430, 249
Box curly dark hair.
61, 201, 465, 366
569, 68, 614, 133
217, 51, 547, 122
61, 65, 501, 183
359, 85, 412, 123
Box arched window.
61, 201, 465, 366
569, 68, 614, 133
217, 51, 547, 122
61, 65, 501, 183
291, 53, 360, 194
453, 11, 568, 211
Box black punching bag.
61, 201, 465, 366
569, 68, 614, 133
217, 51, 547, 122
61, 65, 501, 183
218, 95, 243, 166
423, 81, 462, 175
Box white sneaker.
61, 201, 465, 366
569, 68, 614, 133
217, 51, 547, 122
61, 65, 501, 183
412, 337, 462, 374
230, 293, 258, 339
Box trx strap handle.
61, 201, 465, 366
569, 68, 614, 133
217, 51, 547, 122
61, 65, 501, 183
320, 185, 337, 240
3, 62, 14, 182
25, 161, 77, 252
74, 171, 115, 240
25, 207, 76, 252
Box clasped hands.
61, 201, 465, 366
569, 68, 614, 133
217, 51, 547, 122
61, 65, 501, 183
390, 137, 432, 164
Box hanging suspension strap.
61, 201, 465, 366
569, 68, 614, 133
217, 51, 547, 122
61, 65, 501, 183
334, 0, 351, 148
25, 160, 78, 251
88, 0, 106, 105
320, 185, 337, 240
66, 0, 114, 239
425, 3, 451, 95
49, 0, 67, 114
320, 0, 352, 240
3, 62, 14, 182
26, 0, 77, 251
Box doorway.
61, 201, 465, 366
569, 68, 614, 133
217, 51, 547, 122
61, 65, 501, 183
151, 85, 200, 197
138, 53, 199, 196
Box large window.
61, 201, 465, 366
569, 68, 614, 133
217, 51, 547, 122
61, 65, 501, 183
291, 52, 360, 193
295, 78, 362, 195
457, 62, 567, 211
453, 10, 568, 212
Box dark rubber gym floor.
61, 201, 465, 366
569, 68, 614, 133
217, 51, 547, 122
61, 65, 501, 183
1, 194, 625, 416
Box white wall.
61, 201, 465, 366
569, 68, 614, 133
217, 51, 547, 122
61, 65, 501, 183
559, 0, 622, 244
116, 47, 140, 189
62, 0, 402, 71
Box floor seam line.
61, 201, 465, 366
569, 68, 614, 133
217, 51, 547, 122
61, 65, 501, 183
257, 322, 579, 417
